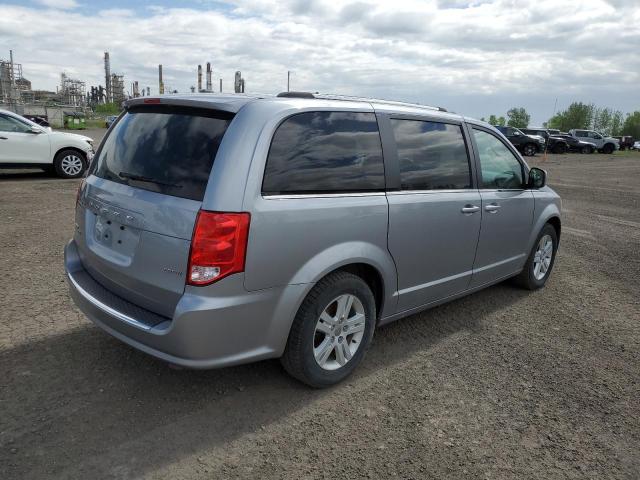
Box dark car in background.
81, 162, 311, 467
556, 134, 595, 154
521, 128, 570, 154
23, 114, 51, 128
613, 136, 634, 151
105, 115, 118, 128
494, 125, 545, 156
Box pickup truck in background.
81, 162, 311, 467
569, 129, 619, 154
521, 128, 570, 154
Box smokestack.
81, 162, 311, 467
234, 71, 244, 93
104, 52, 111, 103
206, 62, 212, 91
158, 64, 164, 95
197, 65, 202, 92
219, 78, 222, 93
234, 71, 240, 93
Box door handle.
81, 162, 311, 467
461, 205, 480, 214
485, 203, 501, 213
0, 136, 7, 140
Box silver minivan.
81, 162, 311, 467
65, 93, 561, 387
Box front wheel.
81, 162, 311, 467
53, 149, 86, 178
513, 224, 558, 290
523, 144, 537, 156
602, 143, 615, 154
553, 143, 567, 154
581, 145, 593, 154
281, 271, 376, 388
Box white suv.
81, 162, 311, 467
569, 129, 619, 154
0, 108, 94, 178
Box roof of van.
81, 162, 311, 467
125, 92, 463, 120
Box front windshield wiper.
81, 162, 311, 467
118, 171, 182, 188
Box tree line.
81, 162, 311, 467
482, 103, 640, 138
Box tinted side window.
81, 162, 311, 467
262, 111, 384, 194
472, 129, 524, 189
391, 119, 471, 190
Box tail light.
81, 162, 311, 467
187, 211, 250, 286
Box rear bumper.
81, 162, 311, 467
64, 239, 306, 368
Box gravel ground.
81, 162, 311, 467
1, 144, 639, 479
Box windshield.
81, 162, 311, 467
92, 105, 233, 201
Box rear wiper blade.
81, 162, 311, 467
118, 171, 182, 188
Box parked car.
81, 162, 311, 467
569, 129, 619, 154
521, 127, 570, 154
556, 133, 596, 154
612, 136, 634, 151
493, 125, 545, 156
65, 93, 561, 387
22, 114, 51, 130
0, 108, 94, 178
105, 115, 118, 128
632, 140, 640, 151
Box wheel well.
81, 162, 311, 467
547, 217, 561, 240
53, 147, 87, 164
334, 263, 384, 319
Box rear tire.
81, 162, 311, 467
523, 144, 536, 156
53, 149, 86, 179
581, 145, 593, 154
602, 143, 614, 154
513, 224, 558, 290
281, 271, 376, 388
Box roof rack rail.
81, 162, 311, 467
313, 93, 447, 112
276, 91, 315, 98
274, 91, 449, 112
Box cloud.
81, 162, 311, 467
34, 0, 79, 9
0, 0, 639, 124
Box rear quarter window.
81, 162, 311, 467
262, 111, 385, 195
92, 105, 233, 201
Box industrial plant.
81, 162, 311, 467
1, 49, 249, 128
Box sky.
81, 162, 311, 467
1, 0, 639, 125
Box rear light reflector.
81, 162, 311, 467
187, 211, 250, 286
143, 98, 161, 104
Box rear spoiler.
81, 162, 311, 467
125, 95, 254, 114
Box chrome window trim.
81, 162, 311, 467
477, 188, 528, 193
262, 192, 386, 200
67, 271, 152, 331
386, 189, 474, 195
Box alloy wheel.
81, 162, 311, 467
533, 234, 553, 281
61, 154, 84, 176
313, 294, 366, 371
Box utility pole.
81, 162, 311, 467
287, 71, 290, 92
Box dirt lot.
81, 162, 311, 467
1, 144, 639, 479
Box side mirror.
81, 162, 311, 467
528, 167, 546, 189
28, 126, 43, 134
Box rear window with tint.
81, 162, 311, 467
391, 119, 471, 190
262, 111, 385, 194
92, 106, 233, 201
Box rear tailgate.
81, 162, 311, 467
75, 104, 233, 318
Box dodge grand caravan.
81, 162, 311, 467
65, 93, 561, 387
